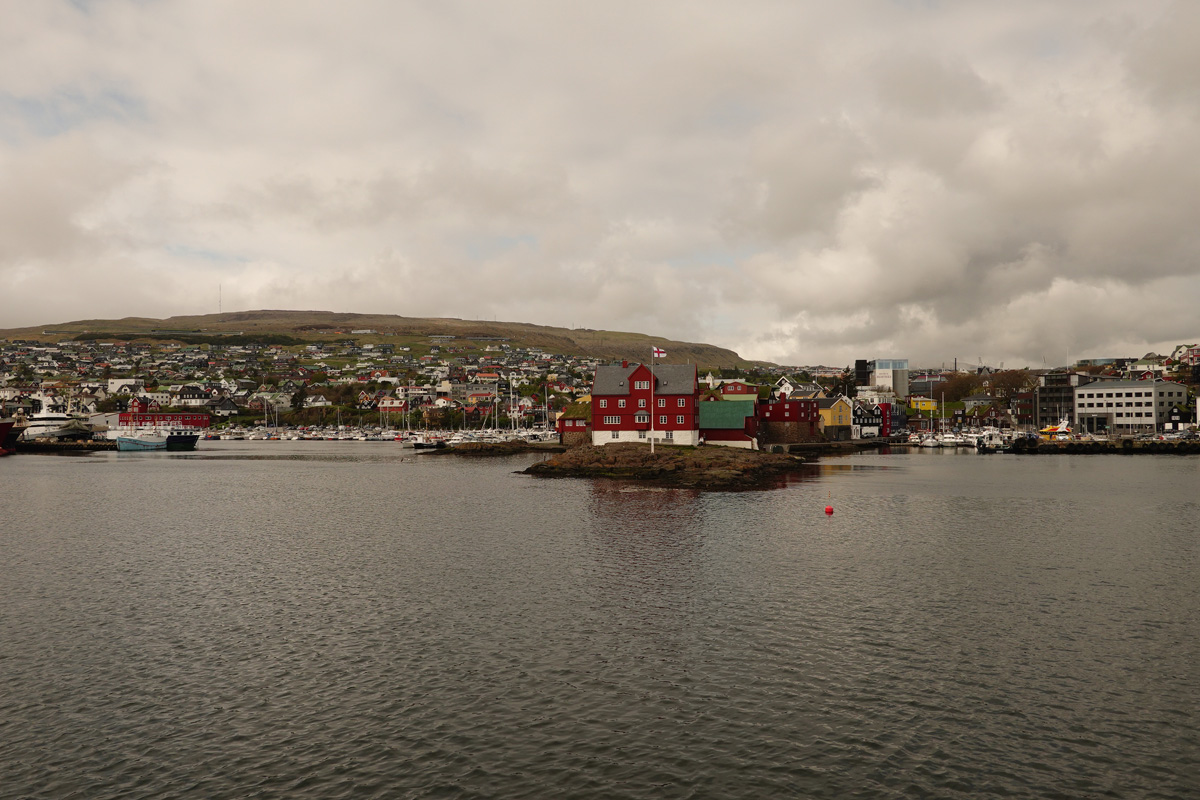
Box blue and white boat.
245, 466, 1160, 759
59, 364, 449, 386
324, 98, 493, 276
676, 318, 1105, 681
116, 433, 168, 452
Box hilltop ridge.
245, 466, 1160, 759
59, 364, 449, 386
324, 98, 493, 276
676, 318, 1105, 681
1, 310, 763, 369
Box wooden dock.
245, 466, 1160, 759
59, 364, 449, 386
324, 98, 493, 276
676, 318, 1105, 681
15, 439, 117, 454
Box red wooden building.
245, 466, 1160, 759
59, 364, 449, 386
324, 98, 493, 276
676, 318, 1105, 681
119, 396, 212, 429
591, 361, 700, 446
759, 399, 820, 442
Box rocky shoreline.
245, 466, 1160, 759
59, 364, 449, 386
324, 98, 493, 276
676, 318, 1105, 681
522, 442, 809, 490
430, 440, 567, 456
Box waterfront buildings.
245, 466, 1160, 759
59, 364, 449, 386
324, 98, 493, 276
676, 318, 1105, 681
1074, 380, 1189, 434
865, 359, 910, 399
590, 362, 701, 446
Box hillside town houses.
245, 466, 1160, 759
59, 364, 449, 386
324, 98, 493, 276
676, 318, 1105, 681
2, 334, 1197, 446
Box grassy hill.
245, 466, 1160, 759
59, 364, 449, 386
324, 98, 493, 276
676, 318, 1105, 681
2, 310, 761, 369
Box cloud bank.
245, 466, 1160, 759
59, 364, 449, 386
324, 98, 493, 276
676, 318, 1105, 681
1, 0, 1196, 367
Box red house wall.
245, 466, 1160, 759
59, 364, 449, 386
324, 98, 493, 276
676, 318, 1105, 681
592, 364, 698, 434
119, 412, 211, 428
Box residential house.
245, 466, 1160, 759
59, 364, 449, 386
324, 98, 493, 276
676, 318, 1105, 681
556, 402, 592, 447
205, 396, 241, 417
853, 401, 882, 438
961, 393, 996, 412
817, 396, 854, 441
775, 376, 825, 399
718, 380, 759, 400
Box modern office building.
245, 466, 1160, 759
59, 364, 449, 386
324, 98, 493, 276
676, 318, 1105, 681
867, 359, 909, 399
1074, 380, 1189, 434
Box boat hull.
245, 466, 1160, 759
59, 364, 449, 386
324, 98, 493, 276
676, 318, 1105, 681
165, 431, 201, 450
116, 435, 168, 452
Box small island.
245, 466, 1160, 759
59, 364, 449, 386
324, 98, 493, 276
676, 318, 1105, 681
522, 442, 808, 490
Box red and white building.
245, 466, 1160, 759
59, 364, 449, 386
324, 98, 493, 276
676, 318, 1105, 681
121, 398, 211, 429
718, 380, 758, 399
591, 361, 700, 446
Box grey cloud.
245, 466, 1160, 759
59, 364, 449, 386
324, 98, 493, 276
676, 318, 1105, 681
871, 52, 999, 117
1, 1, 1195, 369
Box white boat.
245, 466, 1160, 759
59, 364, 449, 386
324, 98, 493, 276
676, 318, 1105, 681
411, 433, 446, 450
975, 428, 1009, 453
18, 409, 93, 441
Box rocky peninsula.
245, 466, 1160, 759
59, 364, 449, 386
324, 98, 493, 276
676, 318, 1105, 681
522, 442, 808, 490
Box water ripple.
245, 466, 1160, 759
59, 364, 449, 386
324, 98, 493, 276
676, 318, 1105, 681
1, 445, 1197, 798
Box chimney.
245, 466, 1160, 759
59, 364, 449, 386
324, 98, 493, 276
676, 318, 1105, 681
621, 360, 627, 368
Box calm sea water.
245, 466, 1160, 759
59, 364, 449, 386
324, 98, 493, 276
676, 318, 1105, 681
2, 443, 1197, 799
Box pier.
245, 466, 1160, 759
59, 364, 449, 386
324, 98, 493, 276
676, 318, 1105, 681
15, 439, 117, 454
1011, 437, 1200, 455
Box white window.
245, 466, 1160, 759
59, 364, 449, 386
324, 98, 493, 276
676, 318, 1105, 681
659, 415, 667, 425
677, 398, 686, 407
599, 399, 606, 408
612, 430, 619, 438
658, 398, 665, 407
638, 399, 646, 408
618, 399, 625, 408
664, 431, 673, 440
634, 380, 649, 390
603, 415, 620, 425
638, 430, 646, 439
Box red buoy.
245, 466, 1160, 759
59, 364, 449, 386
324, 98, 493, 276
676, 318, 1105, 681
825, 505, 834, 515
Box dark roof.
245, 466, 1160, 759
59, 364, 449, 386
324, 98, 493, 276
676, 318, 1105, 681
592, 363, 696, 396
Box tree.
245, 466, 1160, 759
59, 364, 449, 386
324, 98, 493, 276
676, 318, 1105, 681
988, 369, 1036, 399
832, 367, 857, 398
938, 372, 985, 403
291, 387, 308, 411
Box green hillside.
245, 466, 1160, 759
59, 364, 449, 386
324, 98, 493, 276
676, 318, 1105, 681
2, 310, 762, 369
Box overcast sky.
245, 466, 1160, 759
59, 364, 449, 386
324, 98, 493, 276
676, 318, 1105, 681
2, 1, 1197, 367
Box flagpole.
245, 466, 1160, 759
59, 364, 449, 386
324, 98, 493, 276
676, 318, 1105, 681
650, 347, 655, 453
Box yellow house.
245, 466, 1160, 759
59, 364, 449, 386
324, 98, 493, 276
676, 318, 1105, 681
817, 396, 853, 433
909, 396, 936, 413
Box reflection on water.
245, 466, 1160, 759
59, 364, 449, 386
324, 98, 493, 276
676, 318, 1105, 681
2, 442, 1198, 799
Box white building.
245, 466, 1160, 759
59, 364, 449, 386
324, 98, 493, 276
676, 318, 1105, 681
1074, 380, 1189, 434
869, 359, 910, 399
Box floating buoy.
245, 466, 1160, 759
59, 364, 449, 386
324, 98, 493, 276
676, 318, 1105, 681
825, 505, 834, 515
